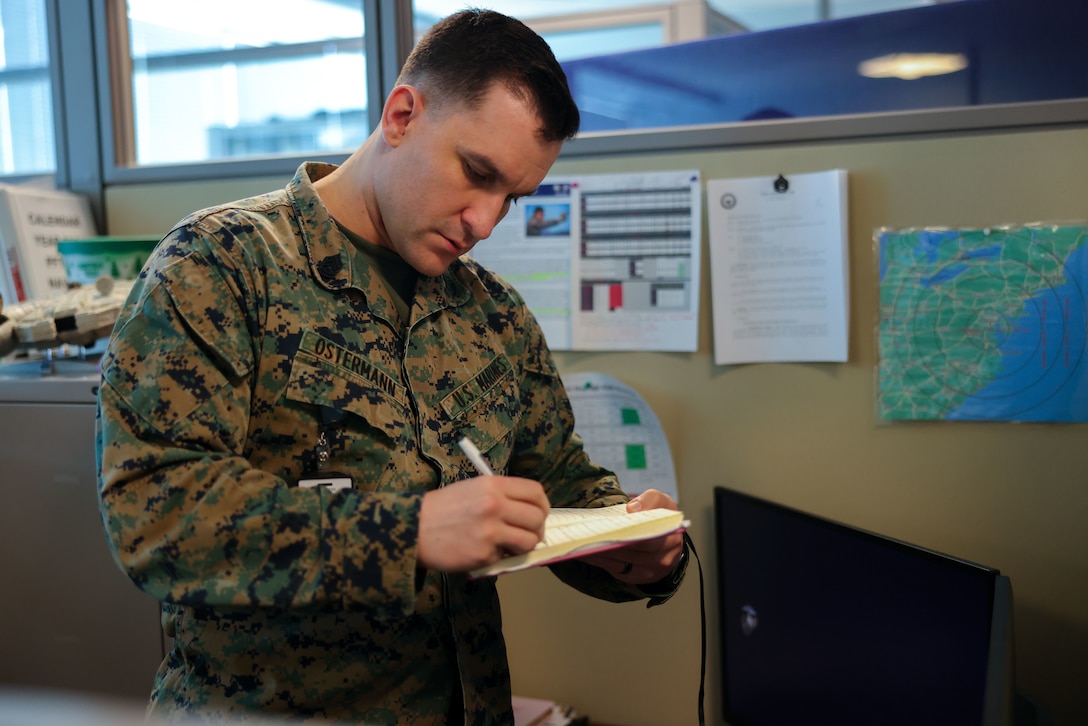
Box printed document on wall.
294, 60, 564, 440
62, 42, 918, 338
707, 170, 849, 364
470, 170, 701, 352
571, 170, 701, 351
467, 180, 576, 350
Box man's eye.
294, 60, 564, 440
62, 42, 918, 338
464, 163, 488, 182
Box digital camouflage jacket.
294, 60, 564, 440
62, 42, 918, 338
96, 163, 674, 724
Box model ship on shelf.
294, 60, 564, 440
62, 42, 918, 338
0, 276, 134, 358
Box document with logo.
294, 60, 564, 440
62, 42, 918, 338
707, 169, 849, 364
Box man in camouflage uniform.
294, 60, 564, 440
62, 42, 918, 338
96, 9, 687, 724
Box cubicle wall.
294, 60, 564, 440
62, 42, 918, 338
105, 123, 1088, 725
0, 360, 164, 702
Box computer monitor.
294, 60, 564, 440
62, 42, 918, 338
715, 486, 1016, 726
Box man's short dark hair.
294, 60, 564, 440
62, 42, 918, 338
396, 8, 580, 142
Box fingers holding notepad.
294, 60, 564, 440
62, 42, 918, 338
579, 489, 686, 584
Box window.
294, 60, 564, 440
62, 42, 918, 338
411, 0, 950, 64
118, 0, 367, 167
407, 1, 1088, 139
0, 0, 55, 177
78, 0, 1088, 183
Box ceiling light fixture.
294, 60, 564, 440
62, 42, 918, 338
858, 52, 969, 80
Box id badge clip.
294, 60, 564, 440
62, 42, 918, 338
298, 472, 353, 491
297, 406, 353, 490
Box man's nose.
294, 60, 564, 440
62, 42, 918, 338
462, 193, 510, 242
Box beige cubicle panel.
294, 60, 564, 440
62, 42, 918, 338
105, 123, 1088, 725
0, 359, 163, 704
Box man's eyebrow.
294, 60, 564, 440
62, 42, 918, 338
462, 149, 538, 197
462, 149, 505, 184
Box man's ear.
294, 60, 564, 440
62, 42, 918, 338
381, 85, 422, 147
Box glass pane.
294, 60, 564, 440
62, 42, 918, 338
125, 0, 367, 166
409, 2, 1088, 136
411, 1, 950, 63
0, 0, 55, 176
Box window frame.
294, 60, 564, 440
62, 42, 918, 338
45, 0, 103, 222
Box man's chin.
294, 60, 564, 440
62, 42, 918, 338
413, 255, 456, 278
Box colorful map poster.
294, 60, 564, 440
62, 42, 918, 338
878, 224, 1088, 421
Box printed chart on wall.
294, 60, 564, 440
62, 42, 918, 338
878, 224, 1088, 421
562, 372, 678, 502
468, 181, 577, 351
470, 170, 701, 352
571, 170, 701, 352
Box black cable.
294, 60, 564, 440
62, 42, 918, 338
684, 531, 706, 726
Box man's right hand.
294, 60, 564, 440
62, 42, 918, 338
417, 476, 550, 572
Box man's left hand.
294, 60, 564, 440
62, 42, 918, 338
579, 488, 685, 586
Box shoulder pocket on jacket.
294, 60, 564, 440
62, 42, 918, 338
161, 254, 254, 381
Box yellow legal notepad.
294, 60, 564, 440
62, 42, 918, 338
470, 504, 687, 578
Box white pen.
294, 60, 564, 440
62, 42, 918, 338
458, 436, 494, 476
